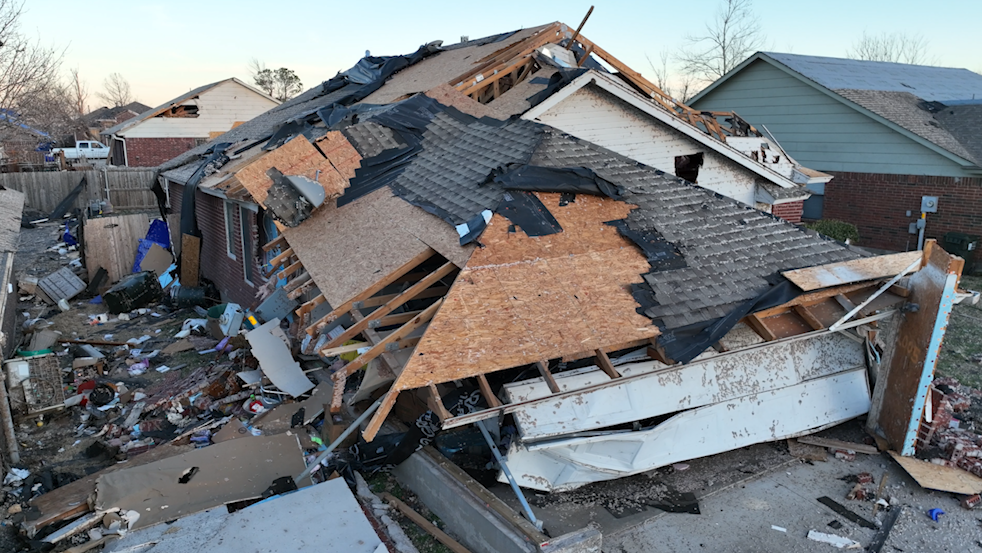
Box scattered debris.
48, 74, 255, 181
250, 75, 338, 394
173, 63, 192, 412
806, 530, 861, 549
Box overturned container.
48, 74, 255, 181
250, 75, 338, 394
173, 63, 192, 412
103, 272, 162, 314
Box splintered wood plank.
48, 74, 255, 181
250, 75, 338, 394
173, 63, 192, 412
363, 390, 399, 441
782, 251, 922, 292
427, 384, 452, 421
181, 234, 200, 287
889, 451, 982, 495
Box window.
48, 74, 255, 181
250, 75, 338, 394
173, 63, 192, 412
674, 153, 704, 183
240, 208, 254, 285
223, 201, 236, 260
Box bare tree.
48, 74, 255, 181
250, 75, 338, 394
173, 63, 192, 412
250, 59, 302, 102
98, 72, 132, 107
645, 51, 699, 103
0, 0, 65, 139
848, 31, 933, 65
67, 67, 87, 116
677, 0, 764, 85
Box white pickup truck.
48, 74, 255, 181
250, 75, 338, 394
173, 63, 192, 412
52, 141, 110, 161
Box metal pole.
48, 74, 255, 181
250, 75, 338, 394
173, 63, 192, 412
917, 212, 926, 251
476, 419, 543, 531
829, 257, 922, 332
295, 396, 383, 483
0, 378, 20, 464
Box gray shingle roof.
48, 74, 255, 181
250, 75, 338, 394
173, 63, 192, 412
529, 129, 858, 328
835, 89, 980, 164
933, 103, 982, 166
764, 53, 982, 102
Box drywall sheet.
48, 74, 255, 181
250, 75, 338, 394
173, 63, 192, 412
782, 251, 921, 291
282, 188, 473, 308
504, 367, 871, 492
95, 433, 307, 529
246, 319, 314, 397
103, 478, 384, 553
390, 192, 657, 390
83, 214, 152, 284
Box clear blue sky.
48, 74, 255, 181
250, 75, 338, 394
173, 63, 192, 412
21, 0, 982, 108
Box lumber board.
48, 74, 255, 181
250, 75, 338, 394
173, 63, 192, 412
357, 286, 449, 309
797, 436, 878, 455
180, 234, 200, 287
744, 313, 778, 341
308, 247, 436, 335
536, 361, 561, 394
262, 234, 287, 252
363, 390, 399, 441
595, 349, 621, 379
381, 493, 472, 553
477, 374, 501, 407
325, 261, 456, 347
793, 304, 825, 331
427, 384, 452, 421
782, 251, 922, 292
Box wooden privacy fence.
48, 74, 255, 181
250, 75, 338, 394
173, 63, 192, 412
0, 168, 158, 215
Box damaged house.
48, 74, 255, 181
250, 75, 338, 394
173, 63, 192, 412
102, 78, 279, 167
155, 21, 966, 502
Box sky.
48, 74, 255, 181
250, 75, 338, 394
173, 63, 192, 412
20, 0, 982, 109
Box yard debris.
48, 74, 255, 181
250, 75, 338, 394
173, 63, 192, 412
806, 530, 861, 549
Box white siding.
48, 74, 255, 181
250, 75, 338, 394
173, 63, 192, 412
532, 85, 759, 206
120, 81, 278, 139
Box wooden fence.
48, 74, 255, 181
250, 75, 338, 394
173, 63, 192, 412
0, 168, 158, 215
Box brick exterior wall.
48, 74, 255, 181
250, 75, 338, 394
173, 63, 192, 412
126, 137, 198, 167
772, 200, 804, 224
824, 172, 982, 253
169, 181, 263, 307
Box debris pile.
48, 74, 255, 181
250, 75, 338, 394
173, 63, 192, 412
920, 376, 982, 480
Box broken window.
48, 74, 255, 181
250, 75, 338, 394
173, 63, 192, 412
674, 153, 704, 183
224, 201, 237, 260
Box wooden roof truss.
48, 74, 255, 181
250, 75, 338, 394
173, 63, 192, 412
449, 20, 761, 142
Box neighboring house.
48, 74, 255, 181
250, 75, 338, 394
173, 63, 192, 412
690, 53, 982, 255
80, 102, 151, 140
158, 25, 823, 305
101, 78, 279, 167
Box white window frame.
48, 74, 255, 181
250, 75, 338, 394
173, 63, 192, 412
240, 207, 254, 286
223, 201, 236, 260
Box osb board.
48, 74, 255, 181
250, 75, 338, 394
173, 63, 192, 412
83, 214, 152, 284
223, 134, 357, 207
390, 192, 658, 390
872, 242, 961, 451
783, 251, 921, 291
889, 451, 982, 495
283, 188, 473, 308
424, 84, 507, 120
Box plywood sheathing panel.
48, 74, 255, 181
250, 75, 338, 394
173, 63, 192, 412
423, 84, 508, 120
83, 214, 152, 284
389, 192, 658, 390
282, 188, 473, 309
222, 134, 357, 207
782, 251, 921, 292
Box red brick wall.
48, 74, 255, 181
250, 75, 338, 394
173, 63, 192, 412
824, 172, 982, 252
772, 200, 804, 224
126, 137, 198, 167
169, 181, 263, 307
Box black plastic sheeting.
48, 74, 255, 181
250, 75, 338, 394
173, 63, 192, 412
178, 142, 231, 237
489, 164, 624, 199
496, 191, 562, 236
605, 220, 686, 271
653, 279, 801, 365
525, 67, 591, 107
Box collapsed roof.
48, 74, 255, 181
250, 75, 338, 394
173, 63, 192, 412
162, 23, 864, 440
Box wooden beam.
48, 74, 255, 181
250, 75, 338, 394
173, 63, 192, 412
427, 383, 452, 421
565, 6, 594, 49
451, 23, 560, 85
307, 247, 437, 335
284, 271, 310, 292
373, 310, 424, 327
330, 298, 444, 378
363, 389, 399, 441
276, 259, 303, 281
646, 340, 675, 364
261, 234, 287, 252
576, 44, 594, 67
268, 247, 294, 269
797, 435, 878, 455
535, 361, 561, 394
476, 374, 501, 408
287, 279, 316, 301
793, 304, 825, 331
324, 261, 456, 347
319, 341, 368, 357
329, 371, 346, 414
745, 313, 778, 341
835, 294, 857, 312
461, 56, 535, 97
380, 493, 473, 553
594, 349, 620, 379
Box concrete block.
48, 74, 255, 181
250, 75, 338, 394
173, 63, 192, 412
539, 528, 602, 553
